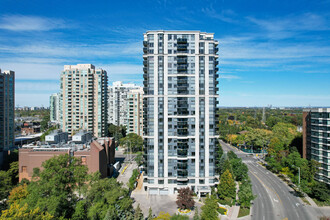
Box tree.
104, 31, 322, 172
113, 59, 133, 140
311, 182, 330, 202
217, 169, 236, 205
108, 124, 127, 143
23, 154, 88, 218
193, 207, 200, 220
134, 204, 144, 220
119, 133, 143, 153
176, 187, 195, 210
40, 114, 50, 131
238, 180, 256, 208
0, 203, 54, 220
272, 122, 297, 149
128, 169, 139, 191
0, 170, 12, 198
230, 158, 248, 182
7, 161, 19, 186
220, 158, 232, 176
135, 151, 144, 166
227, 151, 238, 160
201, 195, 219, 220
7, 184, 28, 205
147, 207, 153, 220
215, 145, 224, 174
86, 177, 134, 219
71, 200, 87, 220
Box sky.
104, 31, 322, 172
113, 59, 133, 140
1, 0, 330, 107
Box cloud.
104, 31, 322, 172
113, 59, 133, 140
0, 41, 142, 59
219, 74, 241, 79
1, 62, 63, 80
16, 80, 59, 92
247, 13, 330, 39
202, 7, 238, 23
0, 15, 69, 31
100, 64, 142, 75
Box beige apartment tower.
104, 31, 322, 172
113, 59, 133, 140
59, 64, 108, 137
127, 87, 143, 136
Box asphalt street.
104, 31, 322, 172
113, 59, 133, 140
220, 140, 329, 220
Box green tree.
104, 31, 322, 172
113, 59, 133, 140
40, 114, 50, 131
201, 195, 219, 220
134, 204, 144, 220
72, 200, 87, 220
23, 154, 88, 218
120, 133, 143, 153
272, 122, 297, 149
128, 169, 139, 191
238, 180, 256, 208
147, 207, 153, 220
86, 177, 134, 219
108, 124, 127, 143
230, 158, 248, 182
135, 151, 144, 166
217, 169, 236, 205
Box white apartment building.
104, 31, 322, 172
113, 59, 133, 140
143, 31, 219, 195
127, 87, 143, 136
59, 64, 108, 137
108, 81, 141, 127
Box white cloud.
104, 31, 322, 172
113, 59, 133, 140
219, 74, 241, 79
0, 15, 69, 31
16, 81, 59, 92
1, 62, 62, 80
100, 64, 142, 75
0, 41, 142, 58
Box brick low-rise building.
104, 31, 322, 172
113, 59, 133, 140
19, 130, 115, 182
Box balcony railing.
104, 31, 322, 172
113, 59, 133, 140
177, 38, 188, 44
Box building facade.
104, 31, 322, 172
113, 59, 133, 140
108, 81, 141, 127
50, 93, 60, 123
127, 88, 143, 136
303, 108, 330, 185
59, 64, 108, 137
0, 69, 15, 167
142, 31, 219, 195
19, 130, 115, 181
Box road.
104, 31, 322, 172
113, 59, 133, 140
220, 140, 329, 220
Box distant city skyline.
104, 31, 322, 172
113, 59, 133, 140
1, 0, 330, 107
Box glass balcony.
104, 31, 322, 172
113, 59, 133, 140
177, 38, 188, 44
177, 45, 188, 51
143, 41, 148, 46
143, 47, 148, 53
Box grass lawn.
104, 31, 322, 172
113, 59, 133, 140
238, 207, 250, 218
